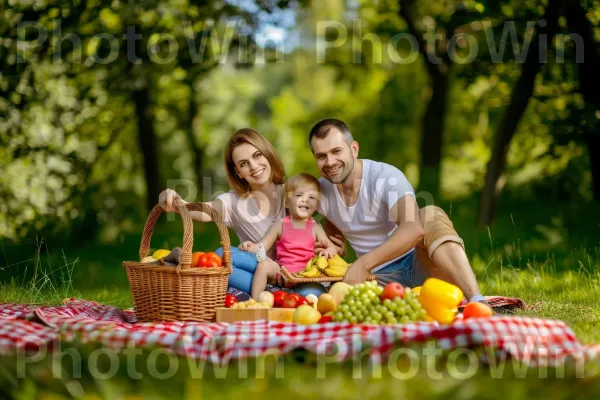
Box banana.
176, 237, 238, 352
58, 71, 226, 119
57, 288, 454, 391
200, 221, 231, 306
301, 265, 322, 278
316, 256, 328, 271
324, 265, 347, 277
328, 255, 349, 268
304, 259, 313, 272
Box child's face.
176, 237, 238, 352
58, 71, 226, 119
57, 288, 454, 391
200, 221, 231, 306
287, 185, 320, 219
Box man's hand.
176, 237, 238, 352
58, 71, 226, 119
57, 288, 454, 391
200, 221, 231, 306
342, 259, 370, 285
315, 233, 346, 257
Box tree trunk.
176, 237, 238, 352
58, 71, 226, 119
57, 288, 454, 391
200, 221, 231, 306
584, 134, 600, 200
478, 0, 564, 226
419, 70, 449, 195
186, 86, 205, 193
565, 2, 600, 200
133, 87, 161, 214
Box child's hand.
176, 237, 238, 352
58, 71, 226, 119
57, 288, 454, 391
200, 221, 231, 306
319, 245, 338, 259
239, 241, 257, 253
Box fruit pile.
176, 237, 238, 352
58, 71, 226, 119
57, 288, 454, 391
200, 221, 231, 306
294, 255, 350, 278
140, 248, 222, 268
332, 281, 428, 325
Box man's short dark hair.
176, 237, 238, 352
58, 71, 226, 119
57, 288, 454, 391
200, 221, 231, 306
308, 119, 354, 148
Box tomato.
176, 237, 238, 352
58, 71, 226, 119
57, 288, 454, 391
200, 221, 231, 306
198, 252, 222, 268
381, 282, 406, 301
462, 302, 493, 319
191, 252, 205, 268
224, 294, 238, 308
295, 297, 309, 307
282, 294, 299, 308
273, 291, 287, 307
318, 315, 333, 323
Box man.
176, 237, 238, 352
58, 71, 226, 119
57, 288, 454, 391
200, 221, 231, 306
311, 118, 488, 305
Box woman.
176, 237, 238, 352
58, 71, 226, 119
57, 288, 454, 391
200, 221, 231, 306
159, 128, 343, 296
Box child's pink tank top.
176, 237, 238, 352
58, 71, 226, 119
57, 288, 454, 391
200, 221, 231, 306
275, 216, 316, 273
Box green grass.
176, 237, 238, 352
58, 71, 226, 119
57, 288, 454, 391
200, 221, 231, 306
1, 199, 600, 398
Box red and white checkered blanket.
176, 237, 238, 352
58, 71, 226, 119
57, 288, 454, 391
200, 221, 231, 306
1, 298, 598, 367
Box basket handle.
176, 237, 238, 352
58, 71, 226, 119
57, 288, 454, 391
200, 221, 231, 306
138, 200, 231, 271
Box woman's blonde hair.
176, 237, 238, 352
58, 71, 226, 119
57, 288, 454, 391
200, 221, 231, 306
224, 128, 286, 197
284, 173, 321, 197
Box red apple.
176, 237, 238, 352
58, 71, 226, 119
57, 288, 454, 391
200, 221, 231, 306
381, 282, 405, 301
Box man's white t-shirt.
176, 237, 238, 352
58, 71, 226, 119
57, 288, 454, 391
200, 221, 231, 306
317, 159, 416, 273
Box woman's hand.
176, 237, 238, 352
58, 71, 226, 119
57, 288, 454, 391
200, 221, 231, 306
159, 189, 184, 213
239, 241, 258, 253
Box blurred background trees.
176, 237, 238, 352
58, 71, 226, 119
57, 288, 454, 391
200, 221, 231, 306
1, 0, 599, 244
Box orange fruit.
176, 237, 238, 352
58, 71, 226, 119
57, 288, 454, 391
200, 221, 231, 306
191, 252, 205, 268
462, 302, 493, 319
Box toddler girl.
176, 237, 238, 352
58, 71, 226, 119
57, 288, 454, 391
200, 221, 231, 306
239, 173, 338, 298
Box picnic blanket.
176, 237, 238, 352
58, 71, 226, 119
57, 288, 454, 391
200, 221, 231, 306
1, 298, 599, 367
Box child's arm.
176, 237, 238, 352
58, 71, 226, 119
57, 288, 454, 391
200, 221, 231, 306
239, 220, 283, 254
313, 223, 338, 258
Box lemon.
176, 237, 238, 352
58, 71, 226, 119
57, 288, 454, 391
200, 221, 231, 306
152, 249, 171, 259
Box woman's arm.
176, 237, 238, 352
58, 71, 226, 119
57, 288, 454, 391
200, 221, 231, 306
158, 189, 214, 222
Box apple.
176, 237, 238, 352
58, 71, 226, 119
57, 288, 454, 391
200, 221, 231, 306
381, 282, 405, 301
292, 305, 322, 325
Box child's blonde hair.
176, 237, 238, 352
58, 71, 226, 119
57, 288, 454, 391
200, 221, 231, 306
284, 173, 320, 198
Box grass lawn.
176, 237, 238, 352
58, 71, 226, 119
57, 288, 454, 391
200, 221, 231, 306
1, 199, 600, 398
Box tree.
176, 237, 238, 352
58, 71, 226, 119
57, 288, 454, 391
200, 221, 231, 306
478, 0, 565, 226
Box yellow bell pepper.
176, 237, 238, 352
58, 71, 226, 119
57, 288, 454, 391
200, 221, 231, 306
417, 278, 464, 325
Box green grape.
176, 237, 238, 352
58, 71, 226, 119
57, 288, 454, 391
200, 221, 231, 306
387, 316, 398, 324
393, 297, 404, 306
407, 311, 416, 321
370, 310, 381, 319
339, 304, 350, 313
384, 311, 395, 320
346, 298, 356, 307
400, 316, 410, 324
343, 311, 353, 320
350, 288, 360, 297
395, 306, 406, 316
334, 311, 344, 321
371, 297, 381, 306
349, 316, 358, 324
383, 299, 398, 311
366, 290, 377, 300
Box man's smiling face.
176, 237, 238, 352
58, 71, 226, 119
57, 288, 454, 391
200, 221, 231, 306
311, 128, 358, 184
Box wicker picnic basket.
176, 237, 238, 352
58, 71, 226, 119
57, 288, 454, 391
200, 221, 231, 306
123, 200, 232, 322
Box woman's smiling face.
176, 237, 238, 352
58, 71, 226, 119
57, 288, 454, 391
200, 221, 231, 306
232, 143, 272, 188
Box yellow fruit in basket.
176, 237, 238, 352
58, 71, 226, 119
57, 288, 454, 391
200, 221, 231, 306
316, 256, 328, 271
329, 282, 353, 306
301, 265, 321, 278
292, 305, 322, 325
152, 249, 171, 259
324, 265, 347, 277
140, 256, 156, 263
317, 293, 337, 314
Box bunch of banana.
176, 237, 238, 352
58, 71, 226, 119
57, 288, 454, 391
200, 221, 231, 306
293, 255, 351, 278
323, 255, 350, 277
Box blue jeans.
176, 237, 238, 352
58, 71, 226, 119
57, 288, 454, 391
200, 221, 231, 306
216, 247, 257, 294
374, 250, 425, 287
215, 247, 328, 296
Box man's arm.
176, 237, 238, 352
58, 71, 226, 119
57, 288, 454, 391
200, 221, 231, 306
315, 218, 347, 257
343, 195, 424, 284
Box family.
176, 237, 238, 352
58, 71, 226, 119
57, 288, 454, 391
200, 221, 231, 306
159, 119, 489, 308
